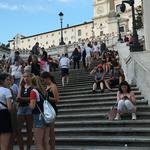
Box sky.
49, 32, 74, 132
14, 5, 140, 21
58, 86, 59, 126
0, 0, 93, 44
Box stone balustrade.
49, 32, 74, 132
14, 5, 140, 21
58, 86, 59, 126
116, 42, 150, 104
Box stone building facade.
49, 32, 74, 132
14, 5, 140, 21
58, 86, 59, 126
9, 0, 142, 51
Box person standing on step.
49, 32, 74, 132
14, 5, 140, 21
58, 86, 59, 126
59, 53, 70, 87
72, 47, 81, 69
30, 76, 50, 150
41, 72, 59, 150
0, 73, 13, 150
115, 81, 136, 120
85, 43, 92, 70
17, 72, 33, 150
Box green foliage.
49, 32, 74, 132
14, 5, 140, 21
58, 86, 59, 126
135, 5, 143, 30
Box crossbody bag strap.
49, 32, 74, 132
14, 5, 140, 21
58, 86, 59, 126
0, 101, 7, 108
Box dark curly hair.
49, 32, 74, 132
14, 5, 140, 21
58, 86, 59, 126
41, 71, 56, 84
119, 81, 131, 93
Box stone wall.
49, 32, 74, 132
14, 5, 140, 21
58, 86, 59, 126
117, 42, 150, 104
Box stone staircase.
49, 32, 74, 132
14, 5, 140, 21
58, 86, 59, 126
51, 69, 150, 150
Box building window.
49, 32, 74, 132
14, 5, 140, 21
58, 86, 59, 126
28, 39, 30, 42
78, 30, 81, 36
71, 36, 74, 39
64, 30, 67, 34
29, 45, 31, 48
100, 31, 103, 36
120, 26, 125, 32
46, 35, 48, 38
116, 4, 121, 13
46, 42, 48, 44
52, 33, 54, 36
72, 29, 74, 32
34, 38, 36, 40
58, 32, 60, 35
86, 33, 88, 36
22, 41, 24, 43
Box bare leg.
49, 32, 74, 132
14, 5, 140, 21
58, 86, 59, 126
17, 115, 25, 150
0, 133, 11, 150
66, 75, 69, 84
49, 123, 55, 150
104, 80, 111, 90
100, 82, 104, 92
93, 83, 97, 91
34, 128, 45, 150
25, 115, 33, 150
44, 127, 51, 150
62, 77, 65, 87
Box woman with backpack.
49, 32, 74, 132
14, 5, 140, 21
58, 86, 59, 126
30, 76, 50, 150
41, 72, 59, 150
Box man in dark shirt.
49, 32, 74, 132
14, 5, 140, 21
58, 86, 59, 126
32, 42, 40, 56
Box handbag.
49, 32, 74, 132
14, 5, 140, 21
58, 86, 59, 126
106, 103, 118, 121
34, 89, 56, 124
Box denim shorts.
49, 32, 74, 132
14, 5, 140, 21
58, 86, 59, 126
17, 106, 32, 116
33, 114, 47, 128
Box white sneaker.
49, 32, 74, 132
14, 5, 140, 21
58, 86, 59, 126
132, 113, 136, 120
114, 113, 121, 120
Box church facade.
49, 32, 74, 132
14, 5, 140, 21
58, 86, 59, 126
9, 0, 141, 51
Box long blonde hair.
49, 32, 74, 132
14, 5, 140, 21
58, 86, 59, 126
31, 76, 46, 96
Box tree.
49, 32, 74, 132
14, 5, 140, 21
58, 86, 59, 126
135, 5, 143, 30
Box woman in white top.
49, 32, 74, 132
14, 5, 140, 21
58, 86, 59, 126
0, 73, 13, 150
10, 58, 23, 86
115, 81, 136, 120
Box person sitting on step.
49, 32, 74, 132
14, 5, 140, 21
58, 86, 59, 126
90, 64, 105, 93
115, 81, 136, 120
108, 62, 125, 88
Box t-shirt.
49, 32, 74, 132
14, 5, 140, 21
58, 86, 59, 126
30, 89, 44, 114
60, 57, 70, 69
10, 65, 22, 79
85, 47, 92, 57
0, 87, 12, 110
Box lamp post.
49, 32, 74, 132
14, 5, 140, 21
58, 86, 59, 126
58, 12, 65, 45
120, 0, 142, 51
116, 13, 122, 41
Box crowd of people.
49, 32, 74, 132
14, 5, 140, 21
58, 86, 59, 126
0, 39, 137, 150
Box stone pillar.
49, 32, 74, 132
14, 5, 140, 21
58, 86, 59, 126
143, 0, 150, 51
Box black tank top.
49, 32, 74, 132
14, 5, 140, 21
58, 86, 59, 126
47, 88, 58, 114
19, 86, 32, 107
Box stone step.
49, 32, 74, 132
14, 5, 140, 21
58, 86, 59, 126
59, 87, 139, 95
57, 98, 146, 107
55, 136, 150, 147
55, 127, 150, 136
57, 84, 137, 89
55, 146, 150, 150
58, 105, 150, 114
55, 120, 150, 128
59, 91, 141, 100
58, 86, 138, 93
56, 112, 150, 121
13, 145, 150, 150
